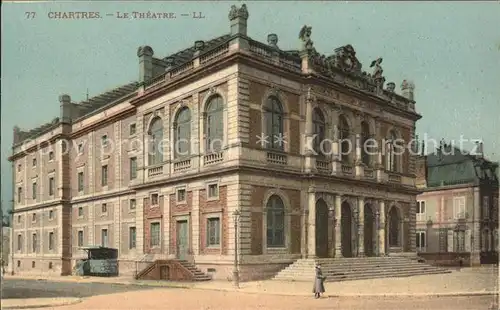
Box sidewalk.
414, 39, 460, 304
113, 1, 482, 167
4, 266, 499, 298
1, 297, 81, 310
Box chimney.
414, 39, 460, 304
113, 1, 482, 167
164, 57, 174, 72
193, 40, 205, 57
59, 94, 73, 124
137, 45, 154, 83
228, 4, 249, 36
476, 141, 484, 158
421, 140, 426, 156
401, 80, 415, 101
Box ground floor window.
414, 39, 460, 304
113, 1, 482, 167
206, 217, 220, 247
101, 229, 108, 247
416, 231, 426, 252
454, 230, 465, 252
150, 222, 160, 247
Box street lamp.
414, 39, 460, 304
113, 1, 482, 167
232, 210, 241, 288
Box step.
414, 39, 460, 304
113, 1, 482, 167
275, 269, 451, 282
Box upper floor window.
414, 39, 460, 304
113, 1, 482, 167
417, 200, 426, 221
17, 164, 21, 172
339, 115, 350, 163
48, 151, 54, 161
17, 187, 22, 203
312, 108, 326, 156
453, 196, 466, 219
129, 123, 137, 136
130, 157, 137, 180
483, 196, 490, 219
205, 95, 224, 153
148, 117, 164, 165
101, 135, 108, 147
264, 96, 284, 151
48, 177, 55, 196
32, 158, 37, 167
78, 172, 84, 192
77, 143, 84, 154
32, 233, 37, 252
32, 182, 37, 199
101, 165, 108, 186
360, 121, 371, 166
174, 108, 191, 158
386, 130, 399, 172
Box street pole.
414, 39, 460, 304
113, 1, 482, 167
232, 210, 240, 288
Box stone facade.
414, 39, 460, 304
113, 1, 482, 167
8, 4, 421, 280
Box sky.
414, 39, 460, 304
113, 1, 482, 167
1, 1, 499, 211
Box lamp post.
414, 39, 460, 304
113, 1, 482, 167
232, 210, 240, 288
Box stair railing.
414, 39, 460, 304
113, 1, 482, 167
135, 254, 152, 279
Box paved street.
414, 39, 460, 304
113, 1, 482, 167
2, 278, 160, 299
55, 288, 495, 310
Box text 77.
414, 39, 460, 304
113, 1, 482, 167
25, 12, 36, 19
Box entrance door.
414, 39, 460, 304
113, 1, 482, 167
176, 220, 189, 260
315, 199, 329, 258
341, 202, 353, 258
159, 265, 170, 280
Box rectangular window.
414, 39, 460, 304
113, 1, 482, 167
101, 165, 108, 186
17, 164, 21, 172
208, 184, 219, 199
78, 207, 84, 217
150, 222, 160, 247
32, 182, 37, 199
454, 230, 466, 252
32, 233, 37, 252
17, 187, 22, 203
417, 200, 426, 222
78, 172, 84, 192
77, 230, 84, 247
101, 229, 108, 247
32, 158, 37, 167
129, 227, 137, 249
151, 193, 159, 206
129, 199, 136, 210
48, 232, 54, 250
130, 157, 137, 180
453, 197, 466, 219
49, 151, 54, 161
483, 196, 490, 219
101, 135, 108, 146
17, 234, 22, 251
78, 143, 84, 154
206, 217, 221, 247
32, 213, 36, 222
129, 123, 136, 136
17, 215, 21, 223
177, 189, 186, 203
416, 231, 426, 251
102, 203, 107, 214
49, 177, 55, 196
48, 210, 54, 220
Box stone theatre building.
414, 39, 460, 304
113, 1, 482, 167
9, 4, 421, 280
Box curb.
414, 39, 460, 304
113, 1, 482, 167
2, 298, 82, 310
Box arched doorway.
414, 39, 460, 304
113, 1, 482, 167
341, 202, 353, 257
364, 204, 375, 256
315, 199, 329, 258
388, 207, 400, 249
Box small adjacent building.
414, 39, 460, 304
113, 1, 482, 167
415, 142, 499, 266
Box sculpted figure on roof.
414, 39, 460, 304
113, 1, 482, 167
299, 25, 314, 51
228, 4, 249, 20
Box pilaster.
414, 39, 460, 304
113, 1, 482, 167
88, 132, 95, 193
135, 195, 145, 256
191, 189, 200, 255
409, 201, 417, 252
300, 189, 308, 257
334, 194, 342, 257
162, 191, 170, 256
358, 197, 365, 256
306, 189, 316, 257
239, 183, 252, 255
378, 200, 386, 256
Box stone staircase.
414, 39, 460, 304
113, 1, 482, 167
273, 256, 452, 282
176, 260, 212, 281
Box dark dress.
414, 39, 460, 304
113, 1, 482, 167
312, 268, 325, 294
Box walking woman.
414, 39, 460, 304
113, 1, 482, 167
312, 264, 326, 299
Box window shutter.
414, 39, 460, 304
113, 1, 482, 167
447, 230, 454, 252
465, 229, 471, 252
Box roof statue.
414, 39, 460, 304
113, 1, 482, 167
333, 44, 362, 74
370, 57, 385, 88
228, 4, 249, 20
298, 25, 314, 51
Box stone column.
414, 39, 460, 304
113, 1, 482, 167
357, 197, 365, 256
354, 114, 364, 178
378, 200, 386, 256
374, 209, 380, 256
334, 194, 342, 258
307, 189, 316, 257
374, 119, 385, 182
409, 201, 417, 252
471, 187, 481, 265
328, 206, 335, 258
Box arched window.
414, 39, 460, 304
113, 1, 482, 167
360, 121, 371, 166
339, 115, 350, 163
386, 130, 398, 171
148, 117, 163, 165
205, 95, 224, 153
174, 107, 191, 158
266, 195, 285, 247
313, 108, 326, 155
264, 96, 284, 150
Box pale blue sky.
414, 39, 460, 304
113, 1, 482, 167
2, 1, 499, 210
